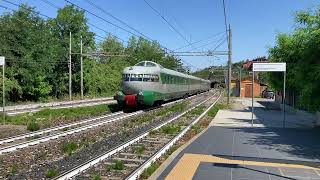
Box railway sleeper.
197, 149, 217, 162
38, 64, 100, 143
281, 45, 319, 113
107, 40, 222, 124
141, 139, 169, 144
120, 152, 150, 158
117, 153, 149, 160
112, 157, 145, 164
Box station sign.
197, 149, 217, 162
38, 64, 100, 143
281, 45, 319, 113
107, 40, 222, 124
253, 63, 286, 72
0, 57, 4, 66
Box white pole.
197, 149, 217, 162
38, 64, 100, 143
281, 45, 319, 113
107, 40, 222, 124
283, 71, 286, 128
69, 32, 72, 101
80, 36, 83, 100
2, 60, 5, 124
252, 71, 254, 127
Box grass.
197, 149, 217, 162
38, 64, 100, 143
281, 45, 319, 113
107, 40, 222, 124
207, 103, 228, 117
91, 174, 101, 180
10, 164, 18, 175
62, 142, 78, 155
134, 145, 146, 155
107, 160, 124, 171
159, 125, 181, 135
45, 168, 58, 178
27, 120, 40, 131
140, 161, 161, 179
187, 105, 206, 116
154, 102, 187, 117
0, 104, 111, 127
140, 145, 179, 179
191, 124, 201, 133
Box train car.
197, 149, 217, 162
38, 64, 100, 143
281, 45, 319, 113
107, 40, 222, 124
114, 61, 211, 106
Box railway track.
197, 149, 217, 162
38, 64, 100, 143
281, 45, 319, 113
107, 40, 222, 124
0, 92, 201, 155
4, 97, 116, 115
55, 90, 221, 180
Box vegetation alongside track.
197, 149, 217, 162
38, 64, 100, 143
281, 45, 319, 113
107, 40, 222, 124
1, 103, 114, 129
0, 5, 185, 105
0, 95, 199, 179
139, 102, 227, 179
268, 6, 320, 111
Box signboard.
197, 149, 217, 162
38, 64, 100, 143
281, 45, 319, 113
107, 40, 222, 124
251, 62, 287, 128
0, 57, 4, 66
253, 63, 286, 72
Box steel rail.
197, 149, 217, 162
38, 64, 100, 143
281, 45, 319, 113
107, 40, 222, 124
0, 91, 205, 154
126, 91, 222, 180
55, 90, 218, 180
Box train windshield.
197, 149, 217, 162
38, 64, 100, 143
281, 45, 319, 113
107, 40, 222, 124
123, 74, 159, 82
135, 62, 145, 66
130, 74, 143, 81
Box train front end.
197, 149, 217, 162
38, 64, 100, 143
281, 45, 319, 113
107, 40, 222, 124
114, 61, 160, 107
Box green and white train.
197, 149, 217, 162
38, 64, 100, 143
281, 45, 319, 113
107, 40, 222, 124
114, 61, 211, 106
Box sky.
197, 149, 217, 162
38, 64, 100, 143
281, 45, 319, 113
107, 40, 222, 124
0, 0, 319, 71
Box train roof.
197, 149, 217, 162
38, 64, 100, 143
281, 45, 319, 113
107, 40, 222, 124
134, 61, 210, 82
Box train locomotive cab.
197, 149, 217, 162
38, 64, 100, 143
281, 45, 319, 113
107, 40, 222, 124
114, 61, 161, 107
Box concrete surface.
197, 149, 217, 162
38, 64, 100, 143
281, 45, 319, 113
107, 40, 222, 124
154, 98, 320, 180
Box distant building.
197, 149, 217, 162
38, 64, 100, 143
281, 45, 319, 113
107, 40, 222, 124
237, 77, 268, 98
242, 56, 268, 70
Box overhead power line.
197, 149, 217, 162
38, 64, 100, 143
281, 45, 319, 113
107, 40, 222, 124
84, 0, 151, 42
64, 0, 154, 42
142, 0, 196, 49
2, 0, 51, 19
222, 0, 229, 44
63, 0, 176, 55
174, 31, 225, 51
38, 0, 127, 44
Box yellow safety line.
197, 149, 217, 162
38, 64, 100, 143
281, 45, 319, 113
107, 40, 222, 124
165, 153, 320, 180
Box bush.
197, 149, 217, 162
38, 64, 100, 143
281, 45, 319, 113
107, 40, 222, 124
134, 145, 145, 155
27, 121, 40, 131
140, 161, 160, 179
159, 125, 180, 134
207, 104, 227, 117
62, 142, 78, 155
45, 168, 58, 178
92, 174, 101, 180
112, 160, 124, 170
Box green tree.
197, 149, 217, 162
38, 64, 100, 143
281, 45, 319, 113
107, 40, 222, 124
268, 6, 320, 111
48, 5, 95, 98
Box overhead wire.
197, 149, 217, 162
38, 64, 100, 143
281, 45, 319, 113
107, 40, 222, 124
222, 0, 229, 44
142, 0, 196, 50
38, 0, 127, 44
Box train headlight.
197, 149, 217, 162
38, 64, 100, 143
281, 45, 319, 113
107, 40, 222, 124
138, 91, 143, 96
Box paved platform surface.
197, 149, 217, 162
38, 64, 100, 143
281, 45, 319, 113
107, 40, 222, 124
156, 98, 320, 180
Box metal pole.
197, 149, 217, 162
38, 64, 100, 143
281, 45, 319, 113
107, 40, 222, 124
69, 32, 72, 101
2, 62, 5, 124
239, 67, 242, 97
227, 24, 232, 104
283, 71, 286, 128
80, 36, 83, 100
252, 71, 254, 127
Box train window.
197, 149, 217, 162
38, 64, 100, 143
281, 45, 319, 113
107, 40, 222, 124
152, 75, 159, 82
135, 62, 145, 66
143, 74, 151, 82
123, 74, 130, 81
131, 74, 143, 81
146, 62, 156, 67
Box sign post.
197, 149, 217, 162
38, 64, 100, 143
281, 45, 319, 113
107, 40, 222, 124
0, 57, 5, 124
252, 63, 286, 127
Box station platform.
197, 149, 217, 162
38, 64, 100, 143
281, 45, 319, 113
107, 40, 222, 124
152, 98, 320, 180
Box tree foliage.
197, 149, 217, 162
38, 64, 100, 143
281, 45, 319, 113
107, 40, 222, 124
268, 6, 320, 111
0, 4, 184, 103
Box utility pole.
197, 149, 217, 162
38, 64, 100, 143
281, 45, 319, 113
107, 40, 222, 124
239, 67, 242, 97
227, 24, 232, 104
69, 32, 72, 101
80, 36, 83, 100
